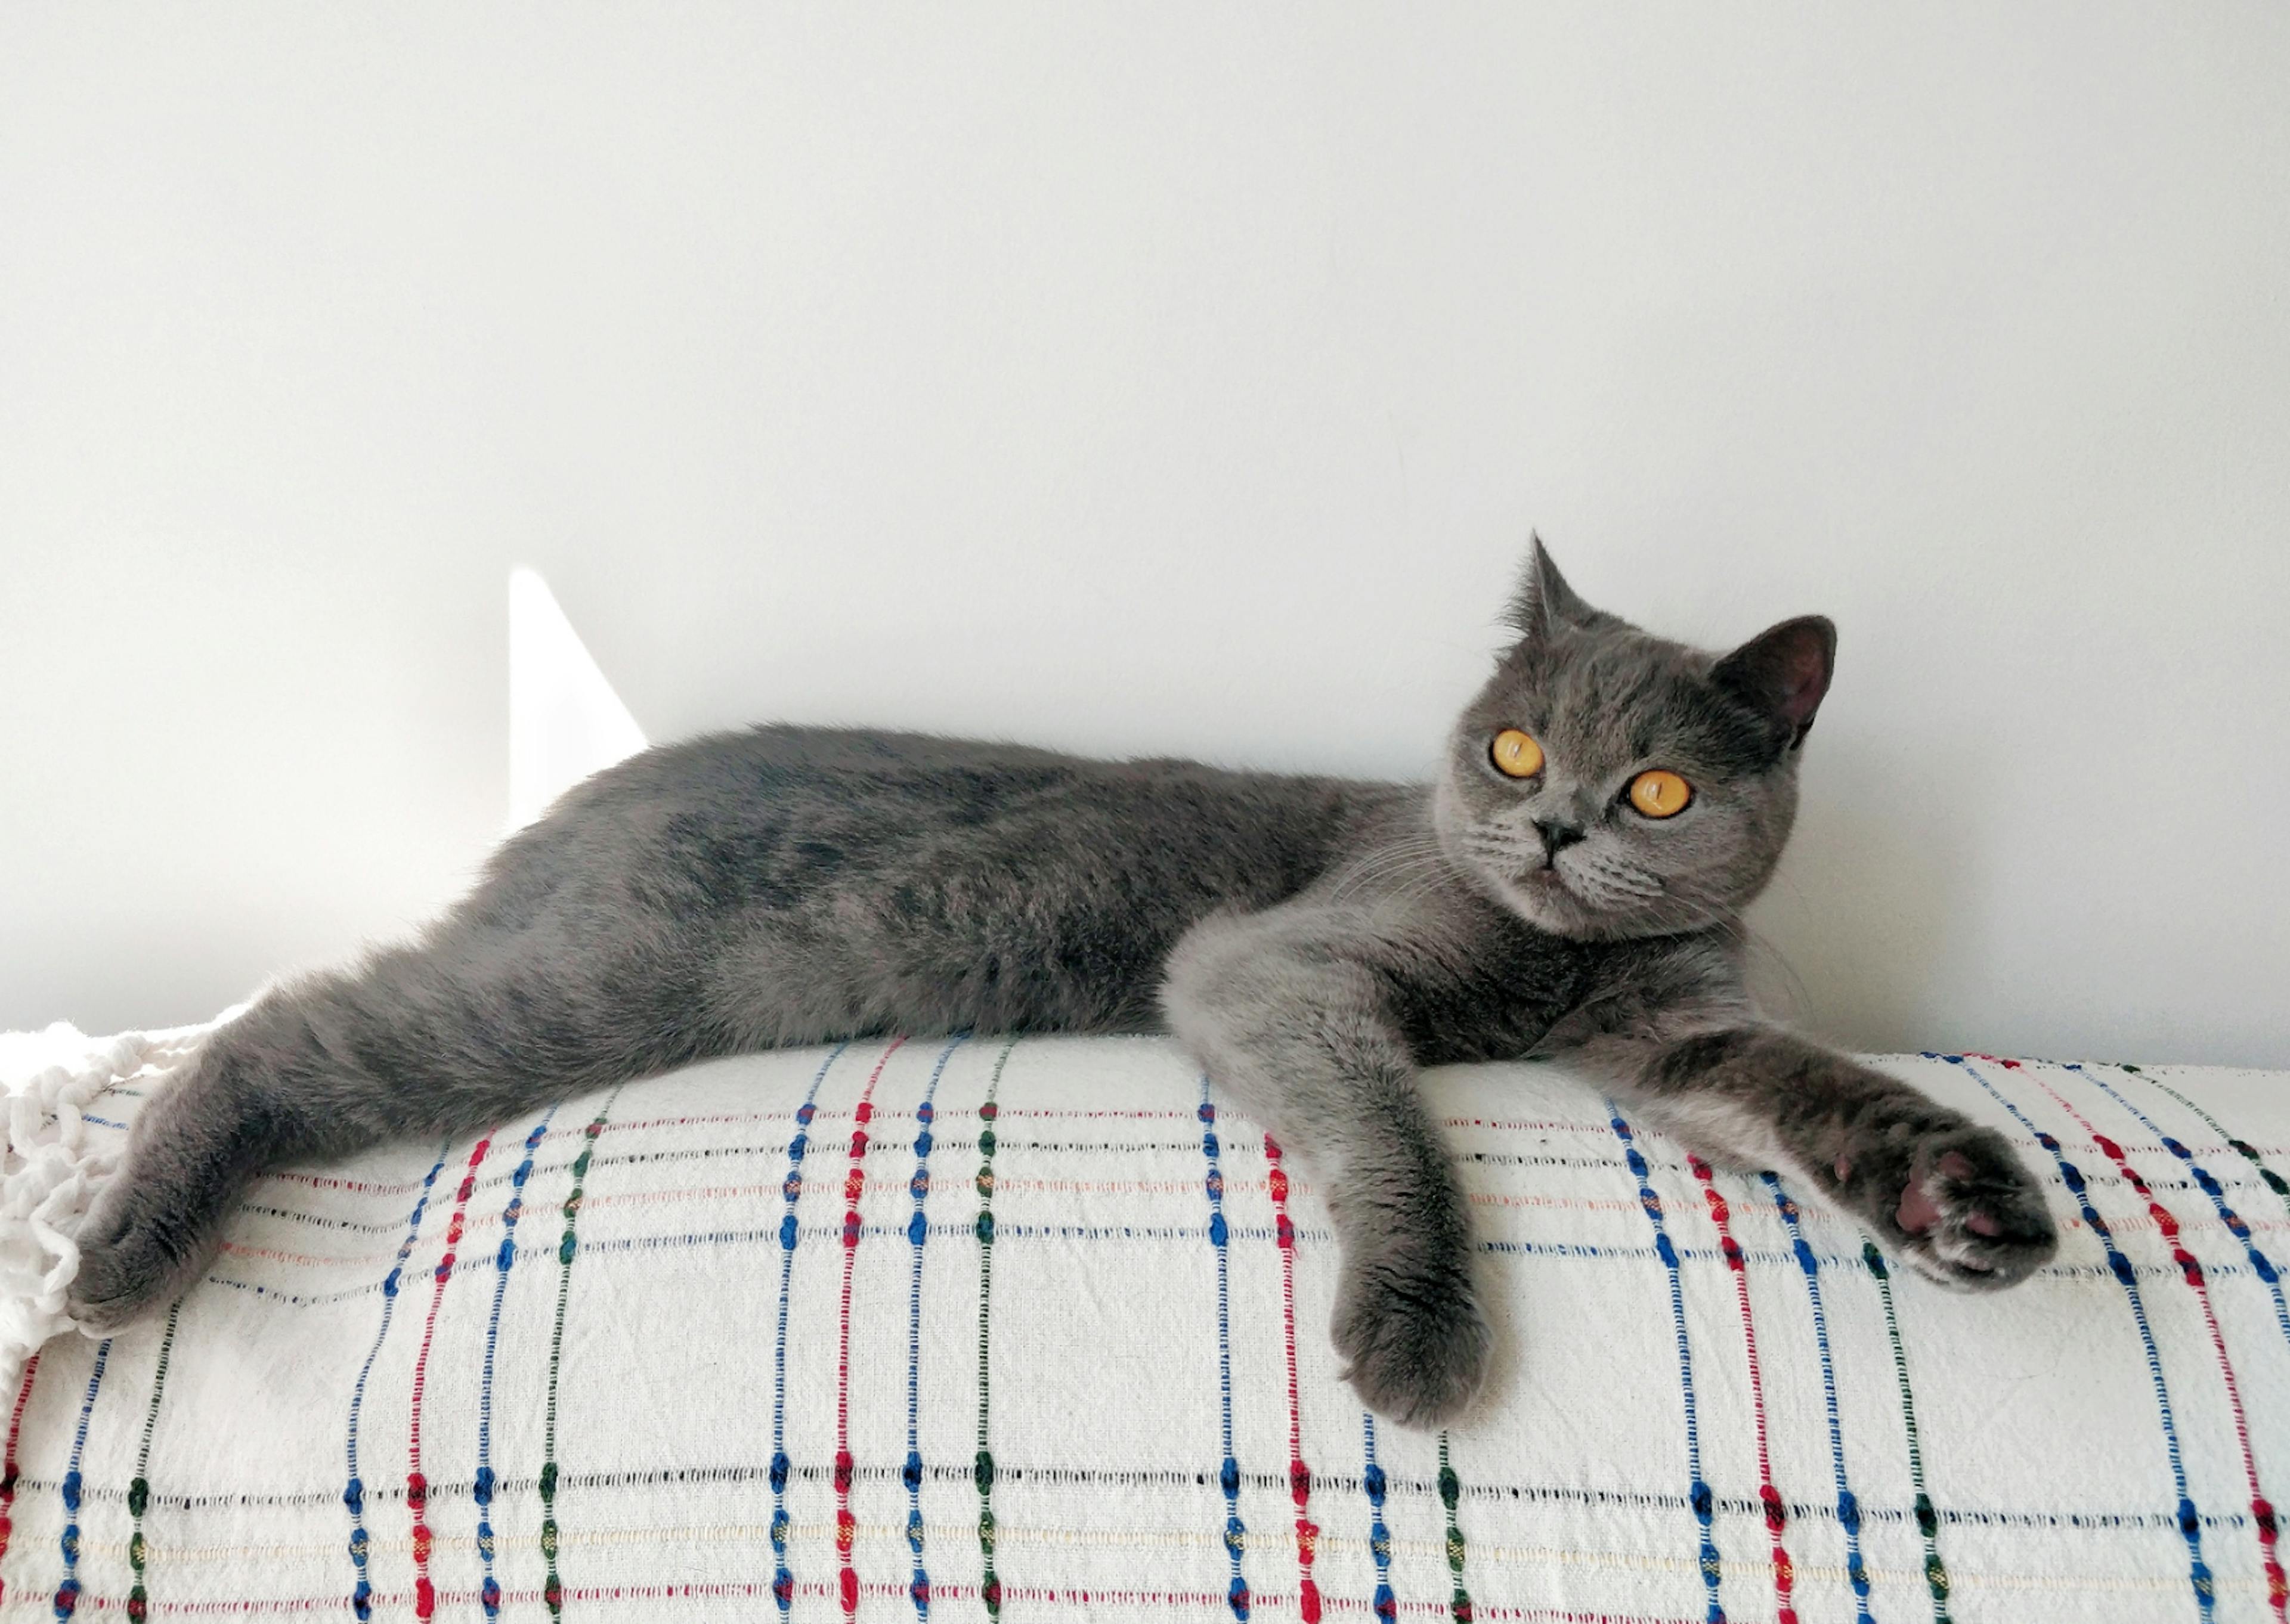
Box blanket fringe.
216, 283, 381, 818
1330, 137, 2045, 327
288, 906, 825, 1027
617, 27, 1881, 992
0, 1018, 217, 1397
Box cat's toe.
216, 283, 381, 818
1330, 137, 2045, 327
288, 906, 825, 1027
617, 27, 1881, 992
1875, 1126, 2057, 1290
1332, 1259, 1493, 1428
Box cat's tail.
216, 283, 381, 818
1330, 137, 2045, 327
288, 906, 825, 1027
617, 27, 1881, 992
67, 935, 720, 1330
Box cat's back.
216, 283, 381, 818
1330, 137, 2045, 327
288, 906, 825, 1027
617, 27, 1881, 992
478, 724, 1409, 926
593, 723, 1393, 846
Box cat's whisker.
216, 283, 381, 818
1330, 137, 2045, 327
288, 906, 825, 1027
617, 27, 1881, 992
1368, 866, 1472, 916
1372, 862, 1475, 915
1325, 843, 1456, 907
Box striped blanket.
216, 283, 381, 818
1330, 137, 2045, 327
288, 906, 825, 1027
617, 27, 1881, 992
0, 1028, 2285, 1622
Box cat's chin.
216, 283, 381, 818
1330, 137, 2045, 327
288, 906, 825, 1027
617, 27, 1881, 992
1495, 870, 1665, 943
1497, 874, 1608, 938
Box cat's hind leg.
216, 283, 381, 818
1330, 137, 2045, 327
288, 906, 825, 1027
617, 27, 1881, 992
69, 1020, 296, 1329
70, 934, 709, 1329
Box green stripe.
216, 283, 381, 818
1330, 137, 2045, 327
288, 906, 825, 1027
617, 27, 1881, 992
541, 1086, 624, 1620
1437, 1433, 1472, 1622
974, 1037, 1019, 1617
2124, 1064, 2290, 1219
1864, 1240, 1951, 1623
125, 1300, 182, 1620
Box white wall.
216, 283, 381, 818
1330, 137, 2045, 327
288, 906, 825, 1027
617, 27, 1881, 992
4, 7, 2286, 1064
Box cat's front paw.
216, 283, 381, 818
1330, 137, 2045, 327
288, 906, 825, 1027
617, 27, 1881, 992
1332, 1248, 1492, 1428
1834, 1116, 2057, 1290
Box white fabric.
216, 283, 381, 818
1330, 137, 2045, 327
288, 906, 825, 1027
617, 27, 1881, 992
0, 1025, 2286, 1622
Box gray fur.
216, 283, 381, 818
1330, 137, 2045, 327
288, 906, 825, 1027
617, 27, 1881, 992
70, 542, 2055, 1426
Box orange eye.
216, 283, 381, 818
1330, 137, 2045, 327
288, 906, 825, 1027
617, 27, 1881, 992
1629, 770, 1692, 818
1490, 729, 1545, 779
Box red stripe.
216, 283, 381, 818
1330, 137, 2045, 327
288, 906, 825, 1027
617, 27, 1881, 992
1686, 1156, 1797, 1624
0, 1353, 41, 1606
837, 1038, 908, 1617
406, 1136, 493, 1622
1261, 1134, 1321, 1623
2023, 1069, 2289, 1620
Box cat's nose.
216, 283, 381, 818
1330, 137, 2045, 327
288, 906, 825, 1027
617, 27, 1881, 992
1533, 820, 1586, 863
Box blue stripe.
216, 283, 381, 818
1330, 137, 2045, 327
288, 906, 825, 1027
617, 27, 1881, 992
770, 1043, 851, 1614
1946, 1056, 2214, 1619
54, 1335, 112, 1620
2071, 1062, 2290, 1360
475, 1107, 558, 1617
341, 1143, 450, 1621
1362, 1414, 1396, 1623
1200, 1080, 1249, 1620
1761, 1172, 1873, 1623
1608, 1104, 1726, 1624
906, 1036, 968, 1618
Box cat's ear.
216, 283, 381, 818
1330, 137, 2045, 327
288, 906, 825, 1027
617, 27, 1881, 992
1503, 535, 1600, 640
1712, 616, 1836, 749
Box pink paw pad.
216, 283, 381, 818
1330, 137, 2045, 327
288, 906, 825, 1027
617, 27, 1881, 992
1898, 1150, 1995, 1237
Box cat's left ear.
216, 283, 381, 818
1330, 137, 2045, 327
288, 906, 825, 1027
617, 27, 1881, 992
1712, 616, 1836, 750
1503, 534, 1601, 640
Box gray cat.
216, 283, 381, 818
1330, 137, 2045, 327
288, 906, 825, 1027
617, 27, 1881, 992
69, 543, 2056, 1425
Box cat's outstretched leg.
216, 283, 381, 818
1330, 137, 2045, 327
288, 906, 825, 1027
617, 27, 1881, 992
70, 1025, 287, 1328
71, 940, 705, 1329
1576, 1024, 2057, 1289
1161, 908, 1491, 1428
67, 988, 380, 1329
72, 981, 536, 1328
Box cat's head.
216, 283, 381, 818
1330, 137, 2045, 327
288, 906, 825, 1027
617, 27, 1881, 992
1434, 540, 1834, 941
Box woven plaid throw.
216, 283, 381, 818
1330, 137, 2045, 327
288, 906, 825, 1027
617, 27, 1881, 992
1, 1031, 2286, 1622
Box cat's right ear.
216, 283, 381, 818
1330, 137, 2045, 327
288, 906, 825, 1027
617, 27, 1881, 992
1712, 615, 1837, 750
1502, 535, 1597, 641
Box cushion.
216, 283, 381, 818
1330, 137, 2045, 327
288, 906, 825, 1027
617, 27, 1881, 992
0, 1024, 2286, 1621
